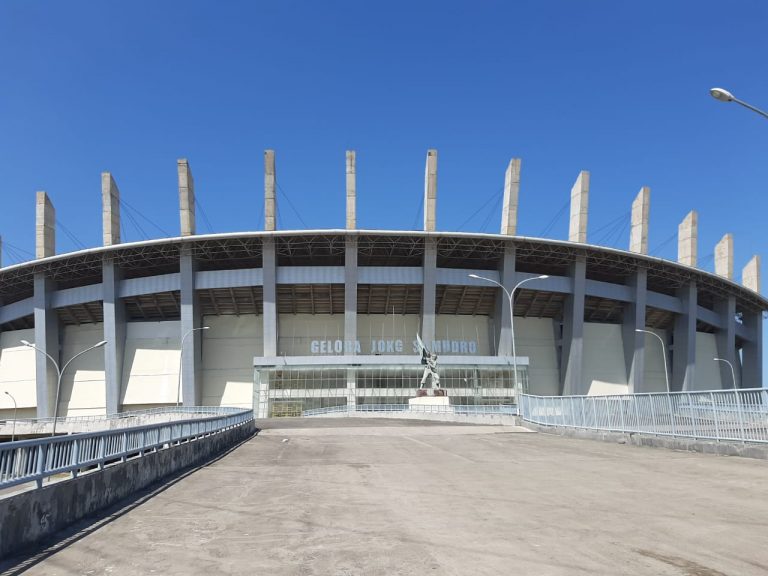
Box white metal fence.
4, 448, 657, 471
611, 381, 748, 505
520, 389, 768, 443
0, 408, 253, 491
302, 404, 518, 417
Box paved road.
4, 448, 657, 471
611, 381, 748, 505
4, 418, 768, 575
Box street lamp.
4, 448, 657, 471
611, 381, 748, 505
709, 87, 768, 120
468, 273, 549, 402
713, 357, 737, 389
176, 327, 210, 408
4, 391, 17, 442
21, 339, 107, 437
634, 329, 670, 394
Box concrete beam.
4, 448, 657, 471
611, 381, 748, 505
102, 260, 126, 413
494, 247, 516, 355
568, 171, 589, 243
714, 233, 734, 280
421, 238, 437, 344
264, 150, 276, 232
346, 151, 356, 230
262, 238, 277, 356
177, 159, 195, 237
677, 210, 697, 267
345, 237, 358, 407
423, 150, 437, 232
180, 247, 201, 406
33, 274, 58, 417
560, 258, 586, 394
500, 159, 521, 236
101, 173, 121, 246
672, 282, 697, 391
35, 191, 55, 259
742, 255, 760, 293
629, 187, 650, 254
622, 269, 647, 392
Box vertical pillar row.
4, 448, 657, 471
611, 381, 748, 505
33, 274, 59, 418
560, 258, 586, 395
568, 171, 589, 244
629, 187, 650, 255
678, 211, 697, 267
421, 238, 437, 346
714, 296, 738, 389
179, 248, 201, 406
495, 246, 516, 356
346, 151, 356, 230
423, 150, 437, 232
102, 260, 126, 414
622, 268, 647, 393
345, 236, 358, 407
500, 159, 520, 236
672, 282, 697, 391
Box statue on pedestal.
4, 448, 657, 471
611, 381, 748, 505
416, 334, 445, 396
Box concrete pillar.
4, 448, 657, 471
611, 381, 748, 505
715, 296, 739, 389
500, 159, 521, 236
568, 171, 589, 243
102, 173, 121, 246
33, 274, 58, 418
742, 255, 760, 293
180, 247, 201, 406
677, 210, 697, 267
177, 159, 196, 237
423, 150, 437, 232
741, 312, 763, 388
622, 269, 647, 393
262, 238, 277, 356
346, 151, 356, 230
672, 282, 697, 391
714, 233, 734, 280
421, 238, 437, 346
345, 237, 358, 406
629, 187, 650, 254
36, 191, 55, 259
494, 247, 516, 355
102, 260, 126, 414
560, 258, 586, 395
264, 150, 277, 232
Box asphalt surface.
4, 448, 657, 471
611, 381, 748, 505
3, 418, 767, 575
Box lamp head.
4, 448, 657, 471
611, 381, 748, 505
468, 274, 480, 279
538, 275, 549, 279
20, 340, 32, 347
202, 326, 210, 330
634, 329, 643, 333
95, 340, 107, 348
710, 87, 734, 102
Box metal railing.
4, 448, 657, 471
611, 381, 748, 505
0, 408, 253, 491
0, 405, 243, 426
302, 404, 518, 417
520, 389, 768, 443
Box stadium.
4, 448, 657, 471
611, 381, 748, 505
0, 150, 764, 420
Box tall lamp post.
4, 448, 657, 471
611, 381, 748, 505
177, 327, 210, 408
713, 357, 737, 389
4, 391, 17, 442
635, 329, 670, 394
710, 88, 768, 120
468, 273, 549, 403
21, 339, 107, 437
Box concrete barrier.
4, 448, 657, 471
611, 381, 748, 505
0, 420, 256, 559
309, 411, 521, 426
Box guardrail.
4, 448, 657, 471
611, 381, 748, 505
0, 408, 253, 490
520, 389, 768, 443
302, 404, 518, 417
0, 405, 243, 426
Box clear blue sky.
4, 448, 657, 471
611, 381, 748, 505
0, 2, 766, 270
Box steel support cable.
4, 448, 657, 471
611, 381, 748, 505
276, 183, 308, 229
479, 193, 504, 233
538, 198, 570, 237
456, 185, 504, 231
55, 219, 87, 250
119, 197, 171, 237
591, 211, 631, 245
410, 193, 424, 231
649, 231, 678, 257
195, 197, 215, 234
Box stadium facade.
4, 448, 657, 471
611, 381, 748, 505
0, 151, 764, 419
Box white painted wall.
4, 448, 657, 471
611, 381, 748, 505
435, 315, 490, 355
201, 315, 261, 408
358, 314, 421, 355
583, 323, 629, 395
514, 318, 559, 395
0, 328, 37, 419
59, 323, 107, 416
279, 314, 345, 355
694, 332, 724, 391
642, 328, 670, 393
121, 321, 180, 408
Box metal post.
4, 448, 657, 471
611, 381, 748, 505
4, 391, 17, 442
710, 392, 720, 440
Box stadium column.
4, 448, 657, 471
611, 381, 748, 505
101, 173, 126, 414
33, 191, 58, 418
494, 247, 516, 356
622, 269, 647, 393
672, 282, 697, 391
741, 256, 762, 388
178, 160, 202, 406
560, 257, 586, 395
259, 150, 278, 418
421, 150, 437, 346
345, 151, 358, 408
714, 296, 738, 389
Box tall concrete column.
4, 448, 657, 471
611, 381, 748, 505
560, 258, 586, 395
346, 151, 356, 230
36, 191, 55, 259
264, 150, 277, 231
568, 171, 589, 243
345, 236, 358, 407
102, 260, 126, 414
672, 282, 697, 391
742, 312, 763, 389
262, 238, 277, 357
714, 296, 738, 389
33, 274, 58, 418
742, 255, 760, 293
178, 160, 196, 237
714, 233, 734, 280
102, 173, 121, 246
179, 248, 202, 406
423, 150, 437, 232
629, 187, 650, 254
421, 238, 437, 346
500, 159, 521, 236
494, 246, 516, 355
622, 268, 647, 393
678, 211, 697, 267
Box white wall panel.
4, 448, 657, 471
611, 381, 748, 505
0, 328, 37, 408
121, 321, 180, 407
358, 314, 421, 355
435, 315, 490, 355
642, 328, 669, 393
583, 323, 629, 395
279, 314, 345, 356
514, 318, 559, 396
695, 332, 723, 391
59, 324, 106, 416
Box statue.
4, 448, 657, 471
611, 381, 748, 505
416, 334, 444, 396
